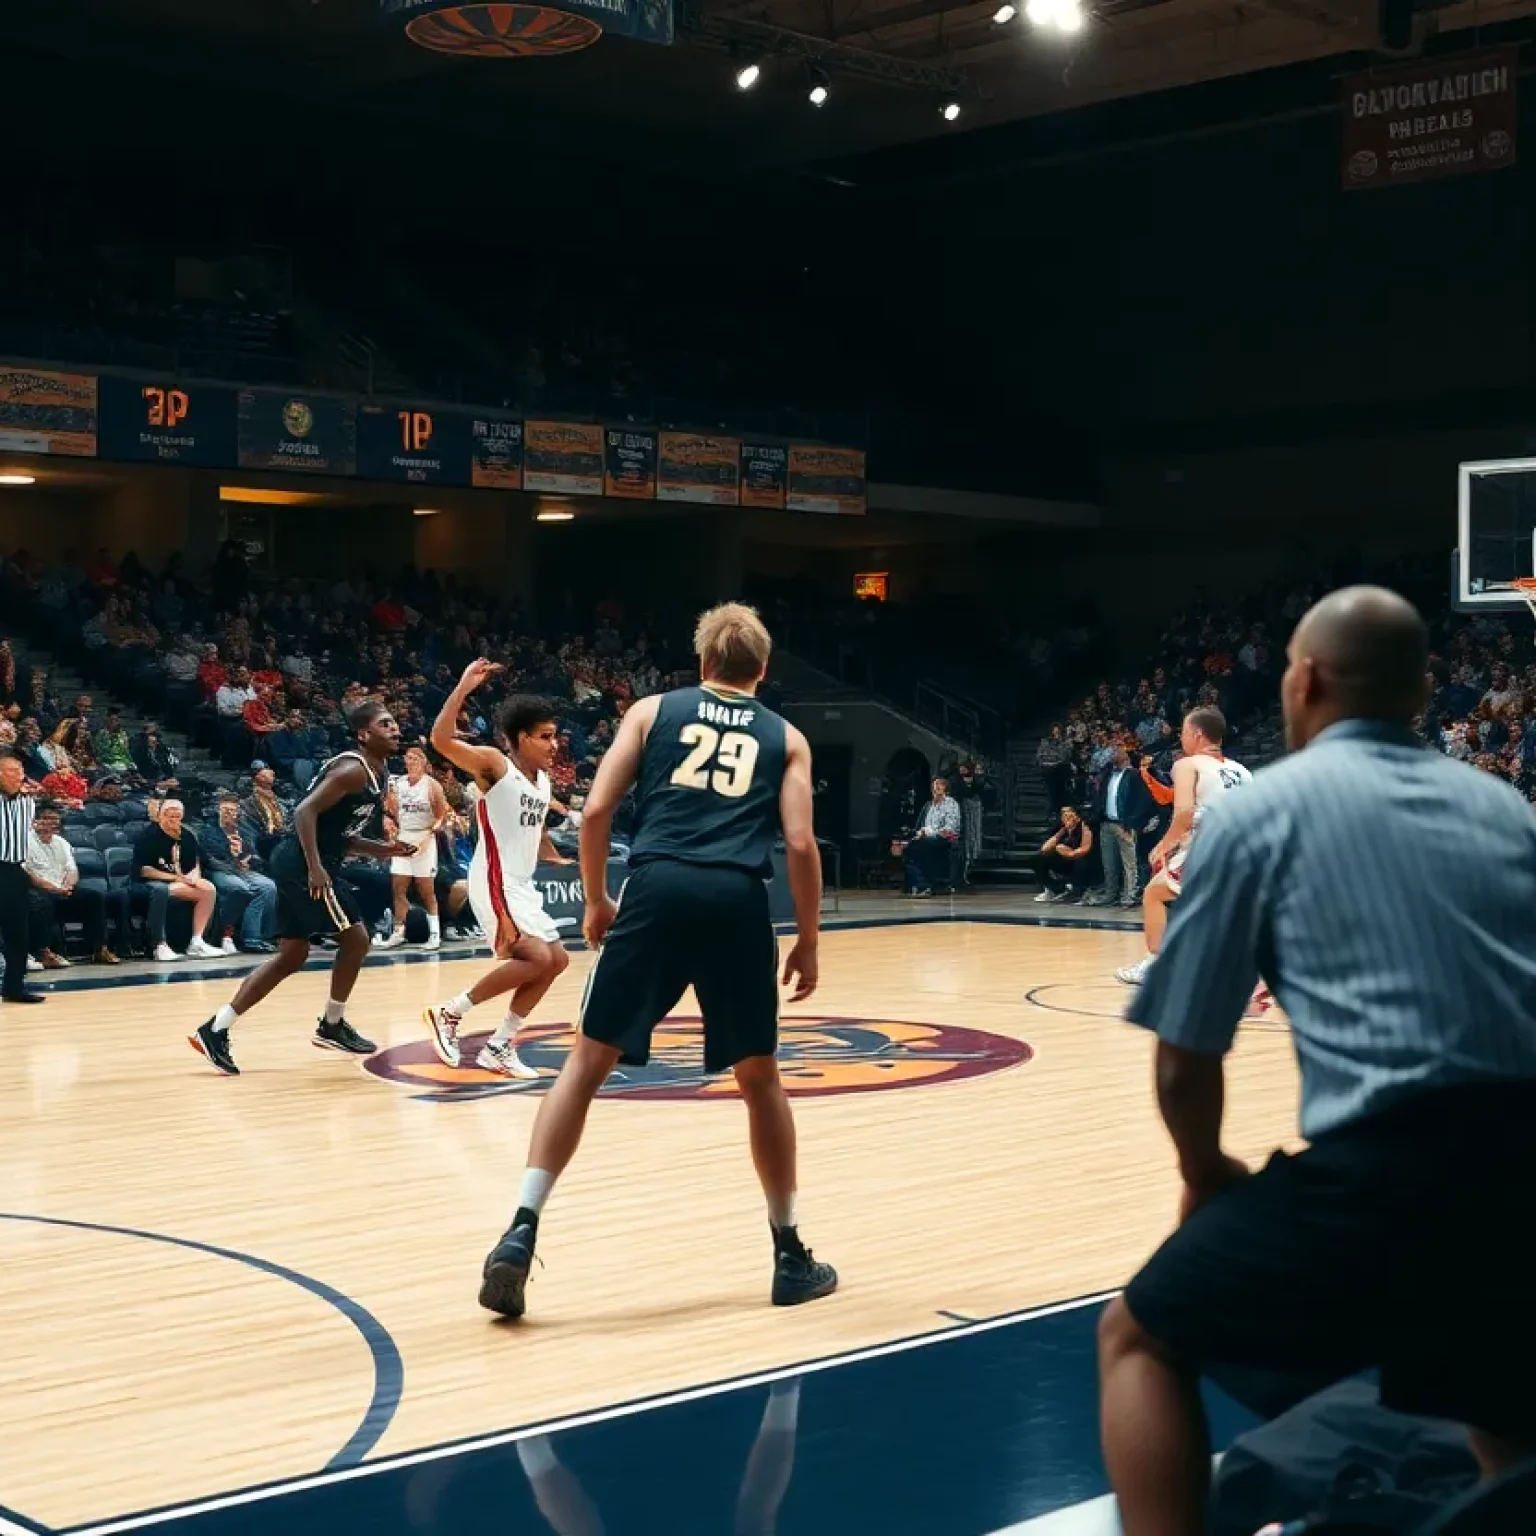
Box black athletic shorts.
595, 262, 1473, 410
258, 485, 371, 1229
1124, 1080, 1536, 1438
269, 838, 365, 942
579, 859, 778, 1074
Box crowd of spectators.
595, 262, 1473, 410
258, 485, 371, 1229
0, 541, 705, 967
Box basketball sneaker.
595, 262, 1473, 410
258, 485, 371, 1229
189, 1019, 239, 1076
1115, 954, 1154, 985
422, 1002, 463, 1067
771, 1231, 838, 1307
477, 1038, 539, 1079
312, 1018, 376, 1055
478, 1220, 537, 1318
372, 930, 405, 950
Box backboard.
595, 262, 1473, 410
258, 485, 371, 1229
1456, 457, 1536, 610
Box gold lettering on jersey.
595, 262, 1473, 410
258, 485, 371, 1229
696, 700, 755, 729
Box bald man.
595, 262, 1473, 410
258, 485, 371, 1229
1099, 586, 1536, 1536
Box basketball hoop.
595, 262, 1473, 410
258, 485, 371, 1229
1511, 577, 1536, 625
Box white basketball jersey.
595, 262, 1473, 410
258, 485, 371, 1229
473, 758, 551, 884
392, 774, 436, 835
1188, 752, 1252, 828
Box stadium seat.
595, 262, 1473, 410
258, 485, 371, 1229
103, 847, 133, 888
73, 848, 107, 883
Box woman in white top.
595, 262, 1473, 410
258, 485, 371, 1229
377, 746, 449, 950
422, 660, 574, 1079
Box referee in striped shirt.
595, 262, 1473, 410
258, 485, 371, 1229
1099, 587, 1536, 1536
0, 753, 44, 1004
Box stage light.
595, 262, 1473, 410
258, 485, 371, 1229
992, 3, 1016, 19
809, 82, 828, 105
1056, 0, 1084, 29
536, 510, 575, 523
1025, 0, 1054, 21
735, 61, 761, 90
808, 66, 830, 106
0, 473, 35, 486
413, 507, 441, 516
941, 100, 961, 121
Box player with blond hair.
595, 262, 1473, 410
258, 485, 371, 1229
476, 602, 837, 1320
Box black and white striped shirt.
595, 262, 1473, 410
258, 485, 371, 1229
0, 790, 35, 865
1127, 718, 1536, 1138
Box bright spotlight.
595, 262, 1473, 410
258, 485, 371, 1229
941, 100, 961, 121
1055, 0, 1084, 29
808, 65, 830, 106
0, 473, 36, 486
992, 2, 1016, 18
1024, 0, 1054, 21
735, 61, 761, 90
809, 83, 828, 105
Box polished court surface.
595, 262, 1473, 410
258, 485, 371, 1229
0, 908, 1297, 1535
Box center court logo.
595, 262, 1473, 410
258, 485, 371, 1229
364, 1015, 1033, 1102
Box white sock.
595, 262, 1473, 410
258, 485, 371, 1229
427, 913, 440, 936
492, 1010, 525, 1046
516, 1436, 559, 1477
448, 991, 474, 1017
761, 1378, 801, 1431
324, 998, 346, 1024
212, 1004, 239, 1034
768, 1193, 797, 1230
517, 1167, 555, 1216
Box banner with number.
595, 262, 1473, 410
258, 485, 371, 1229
237, 390, 357, 475
740, 441, 787, 509
471, 415, 523, 489
787, 445, 866, 515
358, 404, 470, 485
99, 376, 237, 467
603, 427, 657, 499
0, 367, 98, 457
524, 420, 603, 495
1342, 46, 1517, 191
658, 431, 740, 505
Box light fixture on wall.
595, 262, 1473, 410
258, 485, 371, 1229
0, 473, 36, 486
413, 507, 442, 516
535, 509, 575, 523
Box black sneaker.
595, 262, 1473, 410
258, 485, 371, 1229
189, 1019, 239, 1076
478, 1222, 536, 1319
312, 1018, 376, 1055
771, 1239, 838, 1307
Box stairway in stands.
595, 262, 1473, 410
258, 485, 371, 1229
967, 706, 1288, 894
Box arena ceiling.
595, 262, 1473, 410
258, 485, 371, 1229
7, 0, 1536, 178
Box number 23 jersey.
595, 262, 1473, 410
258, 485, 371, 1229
628, 685, 788, 879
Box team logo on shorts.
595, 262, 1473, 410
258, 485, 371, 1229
364, 1016, 1032, 1103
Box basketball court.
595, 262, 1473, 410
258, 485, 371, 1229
0, 905, 1296, 1535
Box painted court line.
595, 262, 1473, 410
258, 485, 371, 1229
0, 1509, 46, 1536
67, 1289, 1120, 1536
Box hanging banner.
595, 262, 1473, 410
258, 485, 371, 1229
237, 390, 357, 475
1342, 46, 1518, 190
787, 445, 866, 515
604, 427, 657, 499
657, 431, 740, 505
358, 404, 468, 485
471, 415, 523, 489
0, 367, 98, 457
524, 420, 603, 495
740, 441, 788, 509
99, 376, 237, 467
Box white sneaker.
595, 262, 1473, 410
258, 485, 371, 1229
154, 943, 179, 962
1115, 954, 1155, 985
423, 933, 441, 952
25, 955, 42, 973
1033, 890, 1052, 903
373, 930, 406, 950
476, 1039, 539, 1079
220, 936, 237, 955
422, 1003, 463, 1068
187, 938, 222, 959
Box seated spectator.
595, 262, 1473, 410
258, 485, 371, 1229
892, 776, 962, 897
132, 722, 179, 793
241, 765, 290, 857
24, 808, 123, 965
1035, 806, 1094, 903
202, 794, 277, 954
94, 710, 138, 778
133, 799, 221, 962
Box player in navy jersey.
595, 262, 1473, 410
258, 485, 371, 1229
477, 602, 836, 1319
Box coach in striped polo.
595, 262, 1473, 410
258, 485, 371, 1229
1099, 586, 1536, 1536
0, 753, 44, 1003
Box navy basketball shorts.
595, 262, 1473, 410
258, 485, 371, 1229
269, 839, 365, 942
578, 859, 779, 1074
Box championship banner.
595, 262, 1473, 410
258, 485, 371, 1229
657, 431, 740, 505
99, 376, 237, 467
787, 445, 866, 515
237, 390, 357, 475
740, 441, 787, 510
1342, 46, 1517, 191
604, 427, 656, 499
0, 367, 97, 457
471, 415, 523, 489
358, 404, 472, 486
524, 420, 603, 495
